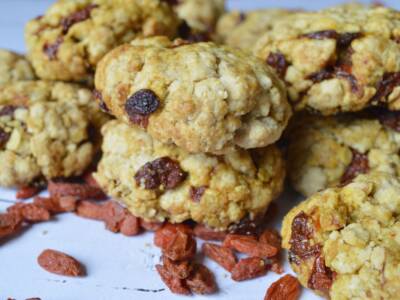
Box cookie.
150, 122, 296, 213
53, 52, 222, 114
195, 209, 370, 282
0, 81, 108, 187
25, 0, 179, 82
253, 4, 400, 115
95, 37, 291, 154
0, 49, 36, 85
173, 0, 225, 33
281, 172, 400, 299
216, 9, 292, 52
287, 111, 400, 196
94, 120, 285, 230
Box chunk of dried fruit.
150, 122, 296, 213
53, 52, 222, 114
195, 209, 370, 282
0, 128, 10, 148
76, 200, 106, 220
60, 4, 98, 34
202, 243, 237, 272
154, 223, 193, 249
16, 186, 42, 200
135, 157, 187, 190
119, 214, 141, 236
37, 249, 85, 277
140, 219, 164, 231
190, 186, 206, 202
156, 264, 191, 295
224, 234, 278, 258
372, 72, 400, 104
20, 204, 51, 222
264, 274, 301, 300
162, 255, 193, 279
163, 230, 197, 261
231, 257, 268, 281
186, 264, 217, 295
266, 52, 288, 79
308, 255, 334, 294
340, 148, 369, 184
43, 37, 63, 60
193, 224, 226, 241
228, 216, 260, 236
48, 180, 106, 200
0, 213, 22, 238
125, 89, 160, 126
259, 229, 282, 251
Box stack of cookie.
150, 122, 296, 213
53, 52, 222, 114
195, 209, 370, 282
92, 36, 292, 230
217, 3, 400, 299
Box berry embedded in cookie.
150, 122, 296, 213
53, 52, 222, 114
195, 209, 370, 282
281, 172, 400, 299
95, 37, 291, 154
253, 3, 400, 115
25, 0, 180, 82
287, 111, 400, 196
94, 120, 286, 230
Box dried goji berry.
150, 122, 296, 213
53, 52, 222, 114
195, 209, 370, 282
264, 274, 301, 300
162, 255, 193, 279
48, 180, 106, 200
37, 249, 85, 277
224, 234, 278, 258
202, 243, 237, 272
119, 214, 141, 236
16, 186, 42, 200
231, 257, 268, 281
154, 223, 193, 249
193, 224, 226, 241
156, 264, 191, 295
186, 264, 217, 295
140, 219, 164, 231
259, 229, 282, 251
163, 230, 196, 261
0, 212, 22, 238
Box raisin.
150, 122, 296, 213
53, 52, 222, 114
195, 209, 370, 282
193, 224, 227, 241
340, 148, 369, 185
202, 243, 237, 272
156, 264, 191, 295
289, 212, 320, 264
228, 215, 261, 236
307, 67, 360, 94
337, 32, 362, 48
307, 69, 334, 83
378, 110, 400, 132
37, 249, 85, 277
125, 89, 160, 124
93, 89, 109, 113
43, 37, 63, 60
302, 30, 362, 48
177, 21, 210, 43
135, 157, 187, 190
0, 128, 10, 148
0, 105, 19, 117
301, 30, 338, 40
371, 72, 400, 104
266, 52, 289, 79
308, 255, 334, 294
190, 186, 206, 202
186, 264, 217, 295
335, 69, 361, 93
231, 257, 268, 281
60, 4, 98, 34
264, 274, 301, 300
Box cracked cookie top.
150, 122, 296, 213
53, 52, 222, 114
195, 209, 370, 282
0, 49, 36, 85
282, 172, 400, 299
287, 111, 400, 196
25, 0, 179, 82
94, 120, 285, 230
253, 3, 400, 115
95, 37, 291, 154
0, 81, 108, 187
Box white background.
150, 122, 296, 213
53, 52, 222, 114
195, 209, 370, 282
0, 1, 397, 300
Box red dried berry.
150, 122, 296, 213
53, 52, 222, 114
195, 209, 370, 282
308, 255, 334, 294
193, 224, 227, 241
340, 148, 369, 185
125, 89, 160, 120
48, 180, 106, 200
60, 4, 98, 34
37, 249, 85, 277
119, 214, 141, 236
202, 243, 237, 272
156, 264, 191, 295
134, 157, 187, 190
43, 37, 63, 60
186, 264, 217, 295
266, 52, 288, 79
0, 212, 22, 238
162, 255, 193, 279
264, 274, 301, 300
163, 230, 197, 261
154, 223, 193, 249
231, 257, 268, 281
224, 234, 278, 258
16, 186, 42, 200
140, 219, 164, 231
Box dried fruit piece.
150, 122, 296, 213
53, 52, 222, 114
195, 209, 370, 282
372, 72, 400, 103
189, 186, 206, 202
266, 52, 288, 79
259, 229, 282, 251
119, 214, 141, 236
34, 196, 76, 213
61, 4, 98, 34
308, 255, 334, 294
340, 149, 369, 184
163, 230, 196, 261
193, 224, 226, 241
154, 223, 193, 249
228, 216, 260, 236
156, 264, 191, 295
0, 105, 19, 116
162, 255, 193, 279
186, 264, 217, 295
202, 243, 237, 272
140, 219, 163, 231
134, 157, 187, 190
302, 30, 338, 40
38, 249, 84, 277
76, 200, 106, 220
231, 257, 268, 281
264, 274, 301, 300
0, 213, 22, 238
93, 89, 109, 113
224, 234, 278, 258
82, 171, 102, 188
0, 128, 10, 148
43, 37, 63, 60
16, 186, 42, 200
125, 89, 160, 126
48, 180, 106, 200
20, 204, 51, 222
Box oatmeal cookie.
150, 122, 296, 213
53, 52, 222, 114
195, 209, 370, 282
216, 9, 292, 52
94, 120, 285, 230
287, 111, 400, 196
253, 4, 400, 115
95, 38, 291, 154
172, 0, 225, 33
0, 81, 108, 187
282, 172, 400, 300
25, 0, 179, 82
0, 49, 36, 84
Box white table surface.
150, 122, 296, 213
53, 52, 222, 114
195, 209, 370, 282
0, 1, 398, 300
